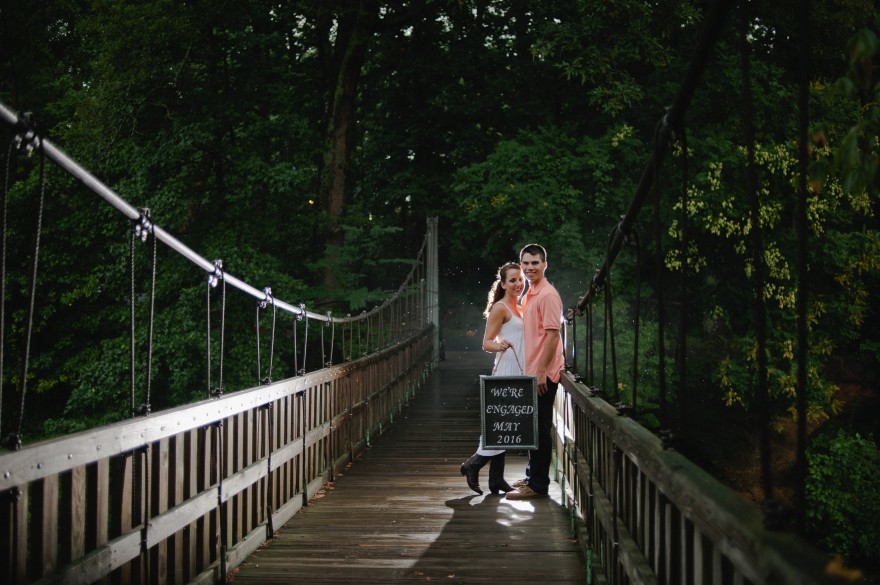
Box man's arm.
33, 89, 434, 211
536, 328, 560, 396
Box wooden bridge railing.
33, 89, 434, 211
553, 371, 846, 585
0, 326, 434, 585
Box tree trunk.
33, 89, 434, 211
319, 0, 377, 291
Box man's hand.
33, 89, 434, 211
537, 373, 548, 396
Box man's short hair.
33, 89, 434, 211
519, 243, 546, 262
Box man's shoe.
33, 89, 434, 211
511, 478, 529, 488
505, 484, 546, 500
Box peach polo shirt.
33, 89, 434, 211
521, 277, 565, 383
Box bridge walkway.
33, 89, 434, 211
229, 345, 587, 584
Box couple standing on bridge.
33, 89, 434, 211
460, 243, 565, 500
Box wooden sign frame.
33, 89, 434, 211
479, 374, 538, 450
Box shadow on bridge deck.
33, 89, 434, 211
229, 346, 586, 584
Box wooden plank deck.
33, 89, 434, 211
227, 347, 587, 584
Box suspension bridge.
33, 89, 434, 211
0, 0, 864, 583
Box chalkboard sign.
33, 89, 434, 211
479, 375, 538, 450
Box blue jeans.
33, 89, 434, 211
526, 379, 558, 495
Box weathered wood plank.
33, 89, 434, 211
33, 475, 59, 578
230, 350, 587, 584
59, 466, 86, 565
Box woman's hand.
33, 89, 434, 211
497, 338, 512, 352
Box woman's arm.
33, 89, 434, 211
481, 303, 511, 353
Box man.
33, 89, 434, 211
507, 243, 565, 500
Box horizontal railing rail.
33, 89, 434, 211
0, 326, 434, 585
553, 372, 848, 585
0, 100, 426, 325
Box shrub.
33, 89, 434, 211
805, 429, 880, 561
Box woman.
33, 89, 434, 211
460, 262, 525, 495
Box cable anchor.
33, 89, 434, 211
658, 428, 679, 450
259, 287, 273, 309
2, 433, 21, 451
4, 486, 23, 503
208, 259, 223, 288
133, 208, 152, 242
13, 112, 42, 154
132, 403, 151, 417
658, 106, 677, 147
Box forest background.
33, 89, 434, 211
1, 0, 878, 570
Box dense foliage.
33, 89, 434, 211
806, 430, 880, 561
1, 0, 878, 562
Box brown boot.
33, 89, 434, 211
460, 454, 491, 495
488, 453, 514, 495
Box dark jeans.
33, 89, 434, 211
525, 378, 558, 495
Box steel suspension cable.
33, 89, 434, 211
631, 230, 642, 414
205, 261, 226, 398
15, 142, 46, 444
206, 272, 212, 399
587, 302, 594, 386
130, 225, 137, 415
256, 302, 263, 384
677, 129, 690, 431
292, 310, 299, 376
256, 289, 276, 385
602, 288, 608, 396
217, 273, 226, 397
795, 0, 811, 529
0, 101, 428, 332
327, 319, 335, 366
207, 260, 226, 398
320, 319, 326, 367
567, 0, 735, 319
0, 141, 12, 442
605, 276, 619, 404
143, 217, 157, 414
739, 5, 773, 512
300, 309, 308, 376
264, 401, 275, 537
140, 445, 152, 584
652, 128, 670, 432
604, 228, 620, 404
342, 318, 349, 361
379, 306, 384, 351
268, 300, 276, 383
